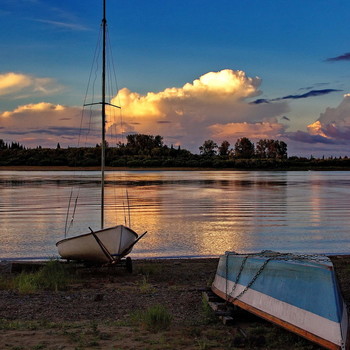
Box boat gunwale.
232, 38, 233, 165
222, 252, 333, 269
56, 224, 138, 247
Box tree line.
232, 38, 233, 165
199, 137, 287, 159
0, 139, 25, 150
0, 134, 349, 170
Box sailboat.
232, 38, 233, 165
56, 0, 146, 265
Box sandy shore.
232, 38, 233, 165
2, 256, 348, 349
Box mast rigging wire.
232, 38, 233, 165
65, 16, 133, 235
64, 27, 104, 236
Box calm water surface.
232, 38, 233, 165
0, 170, 349, 259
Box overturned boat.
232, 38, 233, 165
212, 251, 349, 350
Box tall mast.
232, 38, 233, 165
101, 0, 106, 229
83, 0, 119, 229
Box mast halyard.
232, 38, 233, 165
84, 0, 120, 230
101, 0, 107, 230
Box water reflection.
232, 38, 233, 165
0, 170, 350, 258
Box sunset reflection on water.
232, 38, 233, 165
1, 170, 350, 258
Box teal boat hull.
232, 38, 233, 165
212, 251, 349, 350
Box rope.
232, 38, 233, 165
104, 24, 132, 228
64, 27, 102, 237
64, 190, 73, 237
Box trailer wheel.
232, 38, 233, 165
126, 257, 132, 273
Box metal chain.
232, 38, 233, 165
228, 251, 330, 263
225, 250, 330, 304
226, 255, 249, 301
226, 256, 271, 303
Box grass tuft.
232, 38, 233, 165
201, 295, 217, 324
138, 275, 156, 294
14, 260, 71, 293
135, 262, 163, 276
132, 304, 172, 332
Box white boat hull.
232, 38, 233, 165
56, 225, 138, 263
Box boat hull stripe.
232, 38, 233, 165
213, 274, 347, 349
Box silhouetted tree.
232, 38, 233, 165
256, 139, 268, 158
234, 137, 254, 158
126, 134, 164, 154
256, 139, 287, 159
0, 139, 6, 149
218, 140, 230, 156
199, 139, 218, 156
275, 140, 287, 159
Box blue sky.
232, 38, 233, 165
1, 0, 350, 156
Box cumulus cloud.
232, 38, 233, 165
209, 120, 285, 140
2, 69, 350, 155
108, 69, 289, 148
286, 130, 337, 145
308, 95, 350, 141
0, 72, 63, 99
112, 69, 262, 119
0, 69, 290, 149
286, 94, 350, 145
0, 102, 96, 146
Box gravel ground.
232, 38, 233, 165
1, 256, 349, 350
0, 258, 218, 325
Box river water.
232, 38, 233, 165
0, 170, 349, 259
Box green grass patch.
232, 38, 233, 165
135, 262, 163, 276
14, 260, 72, 293
201, 295, 217, 324
131, 304, 172, 332
138, 275, 156, 294
0, 319, 61, 331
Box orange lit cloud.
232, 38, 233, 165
287, 94, 350, 145
0, 72, 63, 99
1, 69, 290, 149
110, 69, 262, 125
0, 102, 95, 146
209, 120, 285, 140
109, 69, 288, 148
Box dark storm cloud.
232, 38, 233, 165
281, 89, 341, 100
251, 98, 270, 104
251, 89, 341, 104
285, 131, 337, 144
6, 126, 89, 136
326, 52, 350, 62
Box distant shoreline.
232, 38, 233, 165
1, 165, 350, 171
0, 165, 205, 171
